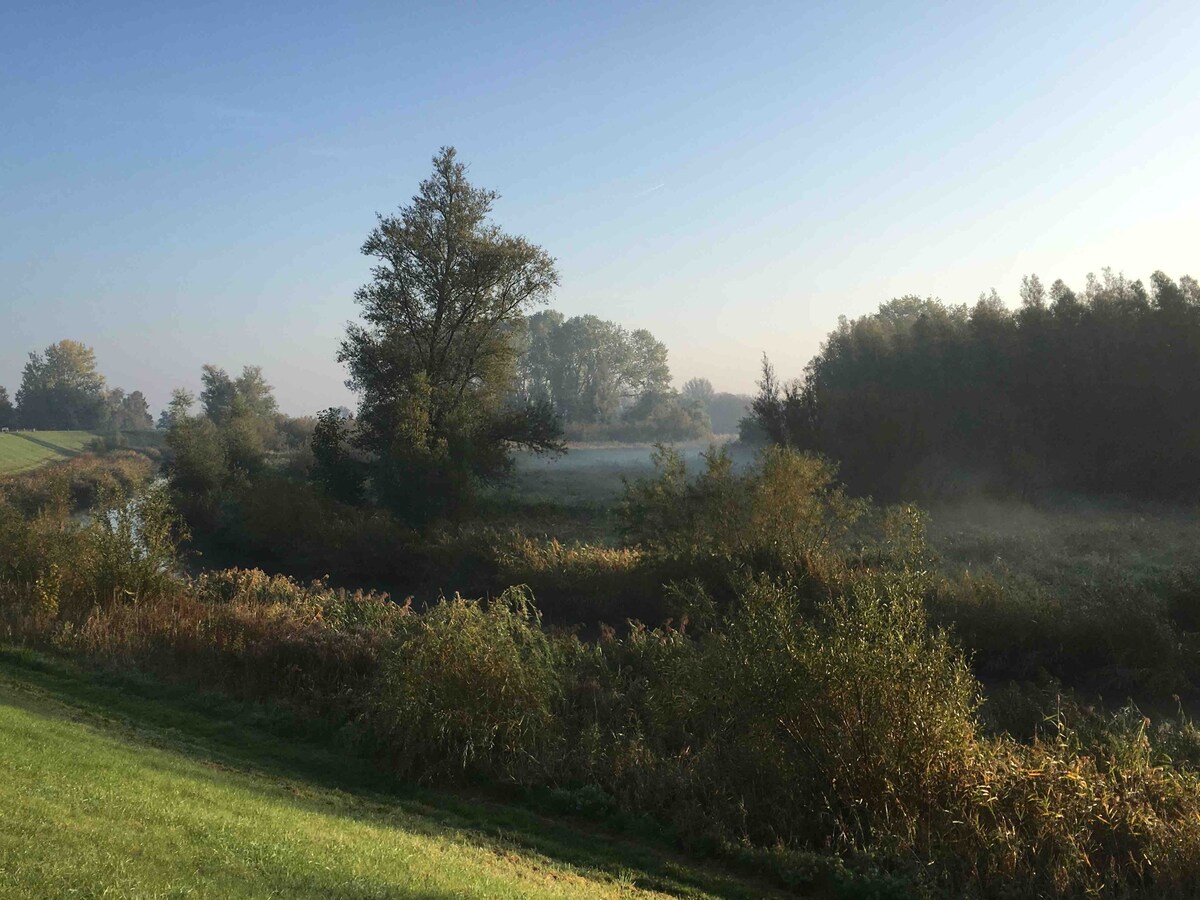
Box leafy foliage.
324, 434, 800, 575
16, 340, 109, 429
0, 386, 16, 429
749, 270, 1200, 499
339, 147, 563, 522
515, 310, 672, 424
13, 419, 1200, 895
372, 587, 571, 781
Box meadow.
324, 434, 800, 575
0, 430, 99, 474
0, 649, 773, 900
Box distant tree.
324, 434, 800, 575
15, 340, 108, 429
276, 415, 318, 451
681, 376, 752, 435
165, 413, 227, 526
125, 390, 153, 429
681, 377, 715, 406
339, 146, 563, 521
234, 366, 278, 419
706, 391, 752, 435
159, 388, 196, 430
516, 311, 672, 423
197, 363, 280, 452
311, 407, 366, 504
199, 365, 238, 425
104, 388, 154, 431
0, 387, 14, 429
622, 389, 710, 440
221, 413, 266, 476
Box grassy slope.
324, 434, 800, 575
0, 650, 781, 900
0, 430, 98, 474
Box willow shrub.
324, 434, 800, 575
619, 445, 868, 571
369, 587, 575, 782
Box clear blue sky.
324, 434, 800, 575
4, 0, 1198, 414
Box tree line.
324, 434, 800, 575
6, 148, 742, 533
0, 340, 152, 432
747, 269, 1200, 499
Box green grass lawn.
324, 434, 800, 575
0, 650, 781, 899
0, 430, 99, 474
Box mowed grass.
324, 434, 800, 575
0, 651, 778, 900
0, 430, 98, 474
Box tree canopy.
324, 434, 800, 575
681, 377, 750, 435
199, 365, 278, 426
15, 340, 108, 429
748, 269, 1200, 499
337, 147, 562, 520
514, 311, 671, 423
104, 389, 153, 431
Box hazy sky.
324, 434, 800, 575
4, 0, 1198, 415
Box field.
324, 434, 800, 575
928, 495, 1200, 590
482, 441, 752, 542
502, 444, 1200, 584
0, 649, 776, 900
0, 430, 99, 474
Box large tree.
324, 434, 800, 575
338, 147, 562, 520
16, 340, 108, 429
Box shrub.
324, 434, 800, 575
0, 451, 155, 514
9, 448, 1200, 895
88, 483, 186, 606
370, 587, 572, 781
620, 445, 867, 569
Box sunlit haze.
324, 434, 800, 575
4, 0, 1198, 414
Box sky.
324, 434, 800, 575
3, 0, 1199, 415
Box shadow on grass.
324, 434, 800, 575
0, 647, 782, 899
11, 432, 82, 457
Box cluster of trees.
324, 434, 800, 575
514, 311, 669, 421
679, 377, 750, 435
307, 148, 741, 524
513, 311, 710, 441
749, 269, 1200, 499
164, 364, 316, 522
1, 340, 152, 431
156, 149, 736, 532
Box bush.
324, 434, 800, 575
370, 587, 572, 780
0, 451, 155, 514
621, 445, 867, 569
88, 482, 186, 606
